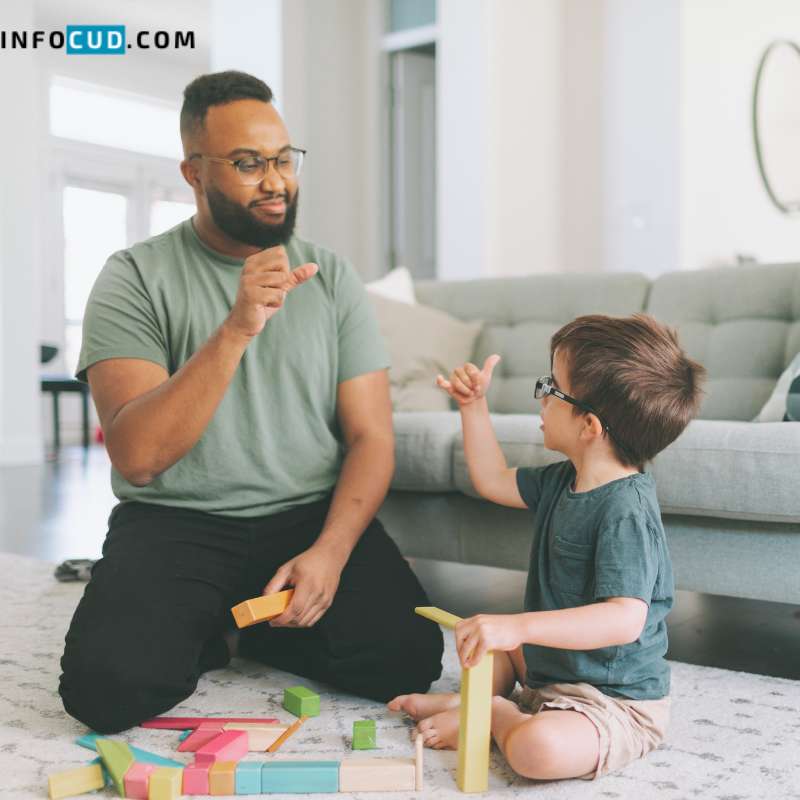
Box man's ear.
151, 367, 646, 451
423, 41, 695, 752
180, 159, 202, 192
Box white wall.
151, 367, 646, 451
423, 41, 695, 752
0, 3, 43, 465
282, 0, 383, 279
486, 0, 563, 277
679, 0, 800, 270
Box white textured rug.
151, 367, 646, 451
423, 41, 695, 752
1, 552, 799, 800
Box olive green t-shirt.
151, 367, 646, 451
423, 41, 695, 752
77, 218, 390, 517
516, 460, 674, 700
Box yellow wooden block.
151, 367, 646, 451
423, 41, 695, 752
48, 763, 105, 800
414, 606, 463, 630
209, 761, 236, 796
148, 766, 183, 800
231, 589, 294, 628
339, 758, 416, 792
456, 652, 494, 793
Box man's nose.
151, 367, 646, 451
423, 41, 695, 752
259, 161, 287, 193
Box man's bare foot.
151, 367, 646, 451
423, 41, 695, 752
416, 707, 461, 750
387, 692, 460, 721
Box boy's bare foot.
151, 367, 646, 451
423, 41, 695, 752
416, 707, 461, 750
387, 692, 460, 721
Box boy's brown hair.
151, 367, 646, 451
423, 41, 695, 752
550, 313, 706, 469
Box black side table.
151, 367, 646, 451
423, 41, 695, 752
40, 374, 91, 449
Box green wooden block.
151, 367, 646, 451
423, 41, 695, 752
282, 685, 320, 718
352, 719, 377, 750
261, 761, 339, 793
94, 738, 135, 796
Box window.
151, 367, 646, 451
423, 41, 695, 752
62, 186, 128, 373
50, 76, 183, 160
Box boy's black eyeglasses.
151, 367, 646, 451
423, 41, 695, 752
534, 376, 611, 432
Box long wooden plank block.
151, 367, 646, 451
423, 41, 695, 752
414, 606, 463, 630
456, 652, 494, 793
141, 716, 279, 729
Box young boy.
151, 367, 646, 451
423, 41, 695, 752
388, 314, 706, 781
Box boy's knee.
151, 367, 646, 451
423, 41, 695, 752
504, 718, 564, 780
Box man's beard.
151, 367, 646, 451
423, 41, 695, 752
206, 186, 299, 249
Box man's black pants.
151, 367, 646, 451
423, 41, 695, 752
58, 498, 444, 733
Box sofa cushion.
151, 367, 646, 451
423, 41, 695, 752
646, 262, 800, 421
370, 294, 483, 412
650, 420, 800, 523
415, 273, 651, 414
391, 412, 464, 491
449, 414, 800, 524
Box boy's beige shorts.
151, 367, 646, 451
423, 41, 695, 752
519, 682, 670, 780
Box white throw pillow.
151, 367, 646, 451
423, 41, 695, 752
369, 293, 483, 411
755, 351, 800, 422
366, 266, 416, 305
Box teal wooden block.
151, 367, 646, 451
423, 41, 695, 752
352, 719, 377, 750
236, 761, 263, 795
283, 685, 320, 718
77, 732, 183, 767
178, 729, 193, 742
261, 761, 339, 793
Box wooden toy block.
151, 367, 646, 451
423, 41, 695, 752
235, 762, 263, 795
208, 761, 236, 796
47, 763, 105, 800
267, 716, 307, 753
414, 606, 463, 630
181, 761, 209, 796
124, 762, 156, 799
94, 738, 135, 796
195, 729, 249, 766
77, 734, 183, 767
147, 766, 182, 800
223, 723, 287, 751
352, 719, 377, 750
231, 589, 294, 628
261, 761, 340, 793
456, 651, 494, 793
140, 716, 279, 729
283, 685, 320, 718
178, 729, 193, 742
415, 733, 423, 791
338, 758, 415, 792
178, 727, 226, 752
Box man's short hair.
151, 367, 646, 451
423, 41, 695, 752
550, 313, 706, 468
180, 70, 273, 145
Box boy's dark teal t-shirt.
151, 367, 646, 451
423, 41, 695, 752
516, 461, 674, 700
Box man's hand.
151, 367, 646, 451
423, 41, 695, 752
436, 354, 501, 407
262, 543, 348, 628
225, 245, 318, 340
455, 613, 525, 669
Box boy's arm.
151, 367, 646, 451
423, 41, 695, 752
456, 598, 647, 667
460, 396, 526, 509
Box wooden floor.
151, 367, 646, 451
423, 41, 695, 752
2, 444, 799, 681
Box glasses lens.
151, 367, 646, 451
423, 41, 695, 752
277, 148, 304, 179
236, 156, 267, 185
534, 377, 548, 399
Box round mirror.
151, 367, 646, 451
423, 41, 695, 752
753, 40, 800, 214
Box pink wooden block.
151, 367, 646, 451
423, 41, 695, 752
195, 729, 249, 766
123, 762, 155, 800
182, 761, 210, 796
178, 726, 226, 752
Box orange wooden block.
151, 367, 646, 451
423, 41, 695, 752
230, 589, 294, 628
209, 761, 236, 796
267, 716, 307, 753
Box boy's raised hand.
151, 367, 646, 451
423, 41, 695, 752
436, 354, 501, 406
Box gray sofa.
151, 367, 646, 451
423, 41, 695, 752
378, 262, 800, 606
